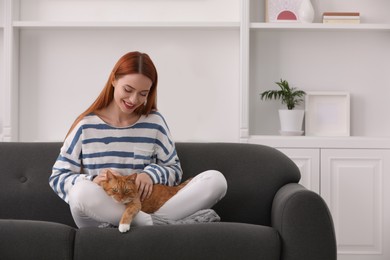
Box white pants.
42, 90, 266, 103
68, 170, 227, 228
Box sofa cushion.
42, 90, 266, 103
74, 222, 280, 260
0, 219, 75, 260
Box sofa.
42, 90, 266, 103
0, 142, 337, 260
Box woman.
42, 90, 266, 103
49, 51, 227, 228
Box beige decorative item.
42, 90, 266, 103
298, 0, 315, 23
265, 0, 303, 22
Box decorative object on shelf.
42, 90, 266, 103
305, 92, 350, 136
265, 0, 303, 22
260, 79, 306, 136
298, 0, 315, 23
322, 12, 360, 24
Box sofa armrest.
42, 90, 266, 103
271, 183, 337, 260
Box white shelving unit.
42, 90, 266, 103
240, 1, 390, 259
250, 22, 390, 30
240, 0, 390, 142
13, 21, 240, 29
0, 0, 241, 142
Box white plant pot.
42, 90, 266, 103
279, 109, 304, 135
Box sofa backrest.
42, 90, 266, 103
176, 143, 300, 226
0, 142, 300, 227
0, 142, 77, 227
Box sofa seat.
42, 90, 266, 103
75, 223, 280, 259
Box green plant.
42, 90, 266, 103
260, 79, 306, 110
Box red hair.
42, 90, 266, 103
66, 51, 158, 137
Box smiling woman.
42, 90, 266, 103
48, 51, 227, 232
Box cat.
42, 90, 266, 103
100, 170, 191, 233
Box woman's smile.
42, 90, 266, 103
123, 100, 136, 110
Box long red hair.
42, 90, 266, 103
66, 51, 158, 137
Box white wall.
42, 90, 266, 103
18, 28, 240, 142
19, 0, 240, 22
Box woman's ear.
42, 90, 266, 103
112, 79, 117, 88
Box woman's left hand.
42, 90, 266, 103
136, 173, 153, 201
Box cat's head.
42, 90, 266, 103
100, 170, 139, 204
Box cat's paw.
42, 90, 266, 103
118, 224, 130, 233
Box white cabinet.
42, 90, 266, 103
277, 148, 320, 193
321, 149, 390, 260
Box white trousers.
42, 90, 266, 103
68, 170, 227, 228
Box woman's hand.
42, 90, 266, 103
136, 173, 153, 201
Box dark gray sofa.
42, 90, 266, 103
0, 142, 337, 260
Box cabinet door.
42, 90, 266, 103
321, 149, 390, 260
277, 148, 320, 193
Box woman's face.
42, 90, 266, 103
112, 73, 152, 115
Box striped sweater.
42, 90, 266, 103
49, 111, 182, 203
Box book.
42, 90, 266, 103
323, 19, 360, 24
322, 11, 360, 24
323, 16, 360, 20
322, 12, 360, 17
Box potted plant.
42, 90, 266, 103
260, 79, 306, 135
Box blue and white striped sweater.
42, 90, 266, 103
49, 111, 182, 203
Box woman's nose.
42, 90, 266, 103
128, 93, 139, 104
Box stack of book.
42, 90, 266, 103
322, 12, 360, 24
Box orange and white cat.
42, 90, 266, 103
100, 170, 190, 233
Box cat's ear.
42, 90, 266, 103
106, 170, 115, 180
127, 174, 137, 182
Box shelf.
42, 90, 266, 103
250, 22, 390, 31
247, 135, 390, 149
13, 21, 240, 29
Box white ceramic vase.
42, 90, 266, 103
298, 0, 315, 23
278, 109, 304, 135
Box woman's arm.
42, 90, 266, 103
49, 124, 93, 203
142, 113, 182, 186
